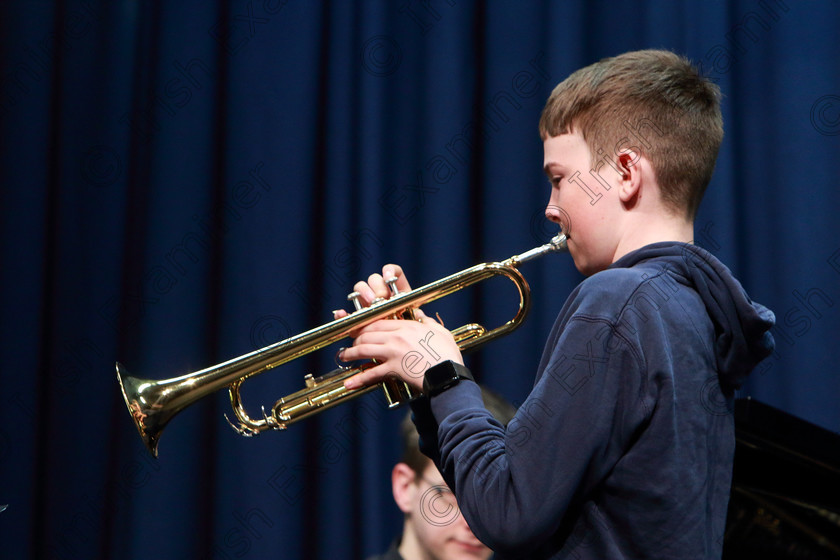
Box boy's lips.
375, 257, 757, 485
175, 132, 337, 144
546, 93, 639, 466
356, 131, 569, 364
452, 538, 488, 554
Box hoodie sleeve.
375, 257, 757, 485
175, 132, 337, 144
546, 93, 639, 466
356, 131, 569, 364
415, 312, 650, 555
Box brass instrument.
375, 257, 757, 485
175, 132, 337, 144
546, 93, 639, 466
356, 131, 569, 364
117, 233, 568, 457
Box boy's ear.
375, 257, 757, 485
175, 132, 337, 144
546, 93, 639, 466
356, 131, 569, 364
617, 150, 643, 204
392, 463, 418, 513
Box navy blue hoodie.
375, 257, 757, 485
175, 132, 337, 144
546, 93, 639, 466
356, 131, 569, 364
411, 242, 775, 559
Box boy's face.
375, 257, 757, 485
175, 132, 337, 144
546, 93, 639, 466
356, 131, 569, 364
396, 462, 492, 560
543, 132, 623, 276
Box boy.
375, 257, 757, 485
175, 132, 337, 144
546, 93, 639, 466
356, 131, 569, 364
340, 50, 775, 558
367, 389, 515, 560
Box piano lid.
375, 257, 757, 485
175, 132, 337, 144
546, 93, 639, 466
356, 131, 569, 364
724, 398, 840, 559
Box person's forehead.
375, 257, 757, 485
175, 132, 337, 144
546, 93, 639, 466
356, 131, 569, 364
543, 131, 586, 151
543, 132, 589, 169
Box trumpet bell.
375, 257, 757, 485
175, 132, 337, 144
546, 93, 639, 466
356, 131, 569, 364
116, 364, 165, 457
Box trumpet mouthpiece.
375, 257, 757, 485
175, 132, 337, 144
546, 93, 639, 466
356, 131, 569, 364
551, 232, 568, 252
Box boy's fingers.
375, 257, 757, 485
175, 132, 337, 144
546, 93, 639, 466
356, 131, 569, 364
344, 364, 387, 390
367, 273, 391, 299
352, 280, 377, 305
383, 264, 411, 292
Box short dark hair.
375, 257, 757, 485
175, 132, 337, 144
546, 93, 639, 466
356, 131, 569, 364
539, 49, 723, 219
399, 386, 517, 475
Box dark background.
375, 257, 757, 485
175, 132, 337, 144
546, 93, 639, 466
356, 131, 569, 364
1, 1, 838, 558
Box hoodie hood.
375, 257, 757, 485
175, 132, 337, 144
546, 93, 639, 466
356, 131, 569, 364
611, 242, 776, 389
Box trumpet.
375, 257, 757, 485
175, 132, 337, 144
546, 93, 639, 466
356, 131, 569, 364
117, 233, 568, 457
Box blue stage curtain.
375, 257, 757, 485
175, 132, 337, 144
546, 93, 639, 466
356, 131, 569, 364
1, 1, 838, 558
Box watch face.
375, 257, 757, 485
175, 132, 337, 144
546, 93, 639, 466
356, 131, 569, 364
424, 361, 468, 396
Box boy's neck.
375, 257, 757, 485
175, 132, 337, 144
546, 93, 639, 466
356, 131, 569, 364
613, 213, 695, 263
399, 521, 430, 560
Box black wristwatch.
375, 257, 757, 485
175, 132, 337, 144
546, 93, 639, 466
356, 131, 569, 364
423, 360, 475, 396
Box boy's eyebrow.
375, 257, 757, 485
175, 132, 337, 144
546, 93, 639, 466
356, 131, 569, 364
543, 161, 564, 176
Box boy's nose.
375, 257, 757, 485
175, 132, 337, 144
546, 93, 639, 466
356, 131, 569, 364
545, 205, 563, 224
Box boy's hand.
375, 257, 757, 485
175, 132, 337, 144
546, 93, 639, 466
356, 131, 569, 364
336, 265, 464, 393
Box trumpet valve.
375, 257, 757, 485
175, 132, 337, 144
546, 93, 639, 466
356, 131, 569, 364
380, 377, 402, 407
385, 277, 417, 320
386, 277, 399, 295
347, 291, 362, 311
400, 381, 420, 401
380, 377, 419, 407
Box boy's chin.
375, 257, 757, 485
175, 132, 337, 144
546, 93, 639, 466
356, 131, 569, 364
572, 254, 607, 277
576, 266, 600, 277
